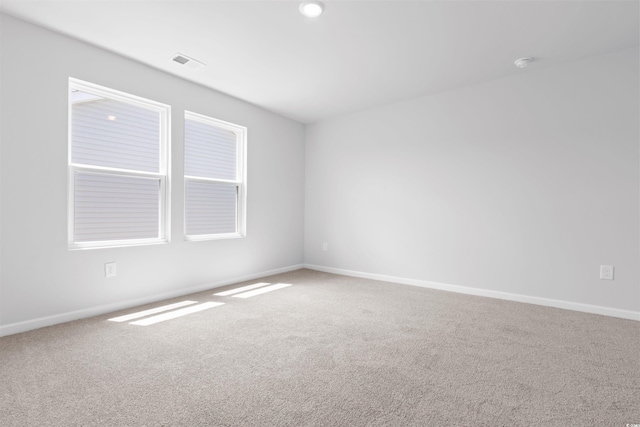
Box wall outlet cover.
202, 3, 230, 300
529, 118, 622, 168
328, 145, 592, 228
599, 265, 614, 280
105, 262, 117, 278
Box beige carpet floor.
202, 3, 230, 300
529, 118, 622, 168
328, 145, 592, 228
1, 268, 639, 426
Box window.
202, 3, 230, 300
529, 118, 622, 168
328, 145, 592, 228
68, 79, 170, 249
184, 111, 246, 240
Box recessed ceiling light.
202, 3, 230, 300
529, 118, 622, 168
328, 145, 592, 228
514, 57, 533, 69
299, 1, 324, 18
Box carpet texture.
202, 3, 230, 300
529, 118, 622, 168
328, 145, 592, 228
1, 269, 639, 426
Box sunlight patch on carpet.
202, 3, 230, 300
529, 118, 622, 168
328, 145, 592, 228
108, 300, 199, 323
232, 283, 292, 299
129, 302, 225, 326
213, 282, 272, 296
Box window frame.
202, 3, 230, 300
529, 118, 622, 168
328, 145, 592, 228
183, 110, 247, 241
68, 78, 171, 250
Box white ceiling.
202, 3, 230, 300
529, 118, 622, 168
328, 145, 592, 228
2, 0, 639, 123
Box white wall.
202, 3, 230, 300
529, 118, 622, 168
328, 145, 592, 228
305, 47, 640, 316
1, 14, 637, 334
0, 15, 305, 332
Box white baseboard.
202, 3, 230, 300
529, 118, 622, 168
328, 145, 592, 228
0, 264, 304, 337
304, 264, 640, 322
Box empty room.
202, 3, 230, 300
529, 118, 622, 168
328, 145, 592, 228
1, 1, 638, 425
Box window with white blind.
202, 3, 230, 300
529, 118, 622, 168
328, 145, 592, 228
68, 78, 170, 249
184, 111, 246, 240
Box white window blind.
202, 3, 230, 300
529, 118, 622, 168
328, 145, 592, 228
185, 181, 237, 235
185, 120, 236, 180
73, 172, 160, 242
68, 79, 170, 249
184, 112, 246, 240
72, 99, 160, 172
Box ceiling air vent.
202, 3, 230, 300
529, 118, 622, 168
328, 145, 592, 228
171, 53, 205, 70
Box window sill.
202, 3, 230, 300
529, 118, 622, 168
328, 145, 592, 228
68, 238, 169, 251
184, 233, 245, 242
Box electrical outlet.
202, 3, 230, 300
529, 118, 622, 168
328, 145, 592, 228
600, 265, 614, 280
105, 262, 117, 278
322, 243, 328, 251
